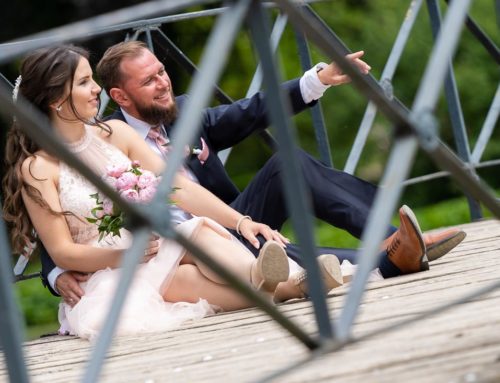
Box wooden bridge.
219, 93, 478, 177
1, 219, 499, 382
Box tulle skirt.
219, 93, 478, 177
58, 217, 230, 340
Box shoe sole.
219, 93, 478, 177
427, 230, 466, 262
318, 254, 343, 291
401, 205, 429, 271
257, 241, 290, 292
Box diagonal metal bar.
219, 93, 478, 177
471, 83, 500, 163
260, 273, 500, 383
0, 0, 216, 64
0, 72, 13, 88
338, 136, 420, 340
147, 0, 319, 349
288, 2, 411, 130
82, 228, 151, 383
274, 0, 500, 218
407, 157, 500, 184
344, 0, 423, 174
218, 11, 288, 164
248, 0, 334, 340
294, 21, 333, 168
246, 12, 289, 97
152, 29, 234, 104
427, 0, 472, 159
0, 203, 29, 383
0, 1, 318, 362
336, 0, 475, 341
152, 27, 277, 158
0, 2, 320, 59
445, 0, 500, 64
152, 0, 252, 205
426, 0, 482, 220
168, 229, 318, 349
0, 93, 150, 228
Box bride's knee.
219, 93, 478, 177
163, 265, 201, 302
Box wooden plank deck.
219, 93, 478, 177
1, 219, 500, 382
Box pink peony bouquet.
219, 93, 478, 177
86, 160, 164, 241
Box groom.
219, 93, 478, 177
41, 41, 464, 303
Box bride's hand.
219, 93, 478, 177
142, 234, 161, 263
239, 220, 290, 249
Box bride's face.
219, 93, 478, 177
59, 57, 101, 120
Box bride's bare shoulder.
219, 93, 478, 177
20, 151, 59, 184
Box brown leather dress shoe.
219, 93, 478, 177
387, 205, 428, 274
424, 229, 466, 262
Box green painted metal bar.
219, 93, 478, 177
147, 0, 319, 349
0, 0, 216, 64
294, 24, 333, 168
0, 203, 29, 383
427, 0, 482, 220
248, 0, 334, 340
344, 0, 424, 174
82, 228, 151, 383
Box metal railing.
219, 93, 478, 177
0, 1, 499, 382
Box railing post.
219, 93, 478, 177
293, 22, 333, 168
0, 205, 29, 383
344, 0, 424, 174
247, 0, 334, 341
426, 0, 482, 220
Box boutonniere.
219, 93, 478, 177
162, 141, 202, 157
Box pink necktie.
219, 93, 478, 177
148, 126, 191, 177
147, 126, 170, 156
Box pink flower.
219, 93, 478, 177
102, 198, 114, 215
131, 160, 141, 168
95, 209, 105, 219
115, 172, 138, 191
138, 185, 157, 202
106, 163, 128, 178
137, 170, 158, 189
120, 188, 140, 202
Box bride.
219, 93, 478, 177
2, 45, 342, 340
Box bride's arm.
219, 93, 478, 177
20, 155, 123, 272
108, 120, 288, 248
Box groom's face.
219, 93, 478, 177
117, 49, 177, 125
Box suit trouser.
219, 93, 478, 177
229, 149, 401, 278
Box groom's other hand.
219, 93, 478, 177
55, 271, 90, 307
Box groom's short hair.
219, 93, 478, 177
96, 41, 150, 94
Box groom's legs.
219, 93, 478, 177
231, 149, 397, 238
229, 149, 401, 276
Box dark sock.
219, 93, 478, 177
378, 252, 402, 278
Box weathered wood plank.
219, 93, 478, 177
1, 219, 499, 382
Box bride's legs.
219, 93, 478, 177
164, 264, 252, 311
180, 226, 255, 285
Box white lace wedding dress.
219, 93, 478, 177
57, 125, 229, 340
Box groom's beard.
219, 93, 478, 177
133, 96, 178, 126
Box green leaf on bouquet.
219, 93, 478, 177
86, 217, 97, 224
90, 206, 103, 218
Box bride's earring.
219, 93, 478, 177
56, 106, 62, 112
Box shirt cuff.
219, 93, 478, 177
47, 266, 66, 294
299, 62, 332, 104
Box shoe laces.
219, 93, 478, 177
387, 236, 401, 258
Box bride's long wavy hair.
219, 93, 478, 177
2, 45, 111, 254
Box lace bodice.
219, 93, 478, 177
59, 125, 130, 245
